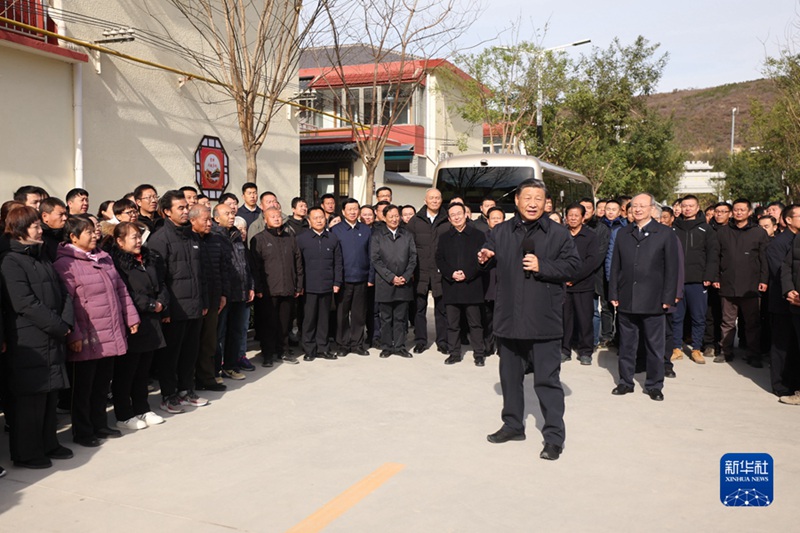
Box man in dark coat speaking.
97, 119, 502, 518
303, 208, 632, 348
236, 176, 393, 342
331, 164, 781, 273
478, 179, 581, 461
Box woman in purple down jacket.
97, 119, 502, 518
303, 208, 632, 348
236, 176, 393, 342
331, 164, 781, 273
53, 215, 139, 448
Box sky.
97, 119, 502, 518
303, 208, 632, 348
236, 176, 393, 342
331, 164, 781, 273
458, 0, 799, 92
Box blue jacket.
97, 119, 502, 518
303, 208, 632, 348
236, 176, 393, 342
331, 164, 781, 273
603, 216, 628, 280
296, 230, 343, 294
331, 221, 372, 283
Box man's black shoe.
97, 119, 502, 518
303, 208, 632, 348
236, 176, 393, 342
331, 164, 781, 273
578, 355, 592, 366
413, 343, 425, 354
353, 348, 370, 356
539, 443, 563, 461
437, 345, 448, 355
444, 355, 461, 365
196, 381, 227, 392
474, 356, 485, 367
395, 348, 413, 358
561, 353, 572, 362
14, 458, 52, 469
643, 388, 664, 401
336, 350, 349, 358
379, 350, 392, 358
487, 428, 526, 443
611, 384, 634, 395
46, 445, 74, 460
303, 355, 315, 362
261, 357, 274, 368
95, 427, 122, 439
74, 436, 102, 448
664, 368, 677, 378
321, 352, 338, 360
281, 355, 300, 365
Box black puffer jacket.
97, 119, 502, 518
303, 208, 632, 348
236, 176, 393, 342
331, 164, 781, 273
672, 217, 719, 283
199, 229, 232, 310
250, 226, 304, 297
111, 245, 168, 353
716, 221, 769, 298
146, 219, 208, 320
405, 208, 449, 297
212, 225, 253, 303
0, 240, 73, 395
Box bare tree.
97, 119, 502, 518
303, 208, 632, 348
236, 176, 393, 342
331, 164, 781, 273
145, 0, 324, 182
308, 0, 479, 199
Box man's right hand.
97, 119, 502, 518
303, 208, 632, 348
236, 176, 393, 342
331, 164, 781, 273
477, 248, 495, 264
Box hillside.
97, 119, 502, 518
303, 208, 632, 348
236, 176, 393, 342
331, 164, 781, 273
647, 79, 779, 157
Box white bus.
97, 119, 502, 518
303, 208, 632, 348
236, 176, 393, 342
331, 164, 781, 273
433, 154, 593, 214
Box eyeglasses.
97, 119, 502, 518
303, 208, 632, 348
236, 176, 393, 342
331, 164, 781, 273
122, 210, 137, 216
140, 195, 159, 202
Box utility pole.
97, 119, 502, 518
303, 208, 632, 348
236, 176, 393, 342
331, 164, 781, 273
730, 107, 737, 154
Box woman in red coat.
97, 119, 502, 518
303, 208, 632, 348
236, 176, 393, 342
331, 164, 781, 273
54, 216, 139, 447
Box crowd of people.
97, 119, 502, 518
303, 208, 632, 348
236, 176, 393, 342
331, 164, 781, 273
1, 180, 799, 472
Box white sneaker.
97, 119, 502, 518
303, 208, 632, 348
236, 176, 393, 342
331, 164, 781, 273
138, 411, 165, 426
117, 417, 147, 431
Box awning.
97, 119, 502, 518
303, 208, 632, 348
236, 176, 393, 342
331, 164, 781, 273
384, 171, 431, 186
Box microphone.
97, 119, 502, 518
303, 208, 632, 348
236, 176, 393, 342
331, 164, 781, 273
521, 236, 536, 279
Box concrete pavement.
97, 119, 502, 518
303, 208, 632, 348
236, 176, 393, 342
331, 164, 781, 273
0, 344, 797, 532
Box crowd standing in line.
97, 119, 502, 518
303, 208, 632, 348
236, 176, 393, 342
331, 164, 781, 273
1, 181, 799, 476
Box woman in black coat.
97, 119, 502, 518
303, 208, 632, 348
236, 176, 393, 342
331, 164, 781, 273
111, 222, 168, 429
0, 206, 74, 469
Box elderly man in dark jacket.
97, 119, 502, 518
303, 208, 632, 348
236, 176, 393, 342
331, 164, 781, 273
405, 188, 449, 354
213, 204, 255, 377
780, 211, 800, 404
297, 207, 343, 361
562, 203, 601, 365
714, 199, 769, 365
371, 205, 417, 358
478, 179, 580, 461
670, 194, 720, 364
609, 193, 678, 402
435, 203, 487, 366
766, 205, 800, 398
192, 205, 232, 391
250, 207, 304, 366
147, 190, 209, 414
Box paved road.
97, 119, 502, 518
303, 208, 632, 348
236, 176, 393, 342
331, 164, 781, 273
0, 344, 796, 532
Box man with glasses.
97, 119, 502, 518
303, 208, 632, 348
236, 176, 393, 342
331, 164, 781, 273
609, 193, 678, 401
714, 199, 769, 365
134, 184, 161, 233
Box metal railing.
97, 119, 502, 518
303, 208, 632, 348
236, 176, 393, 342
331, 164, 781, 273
1, 0, 55, 43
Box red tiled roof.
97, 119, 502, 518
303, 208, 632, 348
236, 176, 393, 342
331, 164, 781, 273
299, 59, 471, 89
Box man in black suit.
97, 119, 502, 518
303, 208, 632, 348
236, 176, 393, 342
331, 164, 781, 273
478, 179, 580, 460
609, 193, 679, 401
436, 203, 487, 366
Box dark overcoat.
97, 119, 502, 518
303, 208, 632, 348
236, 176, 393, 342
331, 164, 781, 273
435, 224, 486, 305
370, 226, 417, 303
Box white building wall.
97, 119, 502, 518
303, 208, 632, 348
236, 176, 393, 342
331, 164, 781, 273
0, 1, 299, 204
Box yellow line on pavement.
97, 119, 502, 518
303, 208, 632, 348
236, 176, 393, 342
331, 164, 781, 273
286, 462, 406, 533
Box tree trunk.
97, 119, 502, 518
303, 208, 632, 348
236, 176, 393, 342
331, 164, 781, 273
365, 163, 377, 205
245, 147, 258, 185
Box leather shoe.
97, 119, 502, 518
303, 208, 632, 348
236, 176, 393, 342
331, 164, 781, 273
46, 445, 74, 460
14, 458, 52, 469
379, 350, 392, 358
444, 355, 462, 365
539, 443, 562, 461
74, 436, 102, 448
395, 348, 413, 358
664, 368, 677, 378
95, 427, 122, 439
303, 355, 315, 362
437, 345, 449, 355
413, 343, 425, 354
196, 381, 227, 391
487, 428, 526, 443
321, 352, 338, 360
643, 388, 664, 401
474, 356, 485, 367
261, 358, 274, 368
353, 348, 370, 356
611, 384, 634, 395
336, 350, 349, 357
